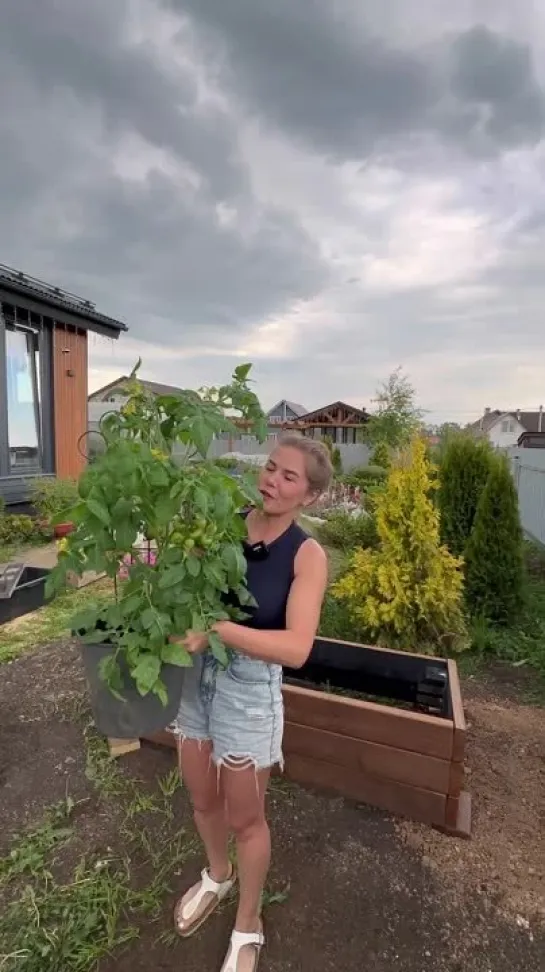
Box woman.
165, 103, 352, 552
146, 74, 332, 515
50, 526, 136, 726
170, 433, 332, 972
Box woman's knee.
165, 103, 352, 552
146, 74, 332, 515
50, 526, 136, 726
221, 761, 269, 836
177, 737, 221, 814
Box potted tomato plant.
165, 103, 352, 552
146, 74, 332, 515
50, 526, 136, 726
47, 361, 267, 738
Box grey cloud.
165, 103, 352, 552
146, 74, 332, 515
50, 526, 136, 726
1, 0, 244, 200
445, 26, 545, 149
0, 0, 329, 344
167, 1, 545, 156
56, 170, 328, 340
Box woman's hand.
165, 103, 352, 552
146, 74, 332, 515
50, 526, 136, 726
169, 631, 209, 655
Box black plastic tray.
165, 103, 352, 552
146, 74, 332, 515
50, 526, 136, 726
283, 636, 452, 718
0, 567, 50, 625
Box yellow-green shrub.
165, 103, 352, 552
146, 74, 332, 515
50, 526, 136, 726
332, 437, 469, 655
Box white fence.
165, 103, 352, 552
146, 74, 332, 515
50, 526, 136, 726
87, 403, 371, 471
507, 448, 545, 548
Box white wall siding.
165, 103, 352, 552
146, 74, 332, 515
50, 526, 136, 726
488, 417, 526, 449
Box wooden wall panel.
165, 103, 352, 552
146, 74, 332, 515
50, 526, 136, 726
53, 326, 88, 479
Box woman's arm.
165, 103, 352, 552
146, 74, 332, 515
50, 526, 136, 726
213, 539, 328, 668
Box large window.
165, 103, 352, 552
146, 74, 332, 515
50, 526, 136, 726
0, 305, 54, 485
6, 326, 42, 472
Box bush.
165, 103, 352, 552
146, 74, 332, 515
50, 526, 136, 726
370, 441, 391, 469
30, 477, 80, 522
437, 436, 493, 557
465, 453, 525, 625
317, 509, 378, 552
332, 437, 469, 655
342, 465, 387, 492
319, 589, 369, 643
0, 513, 49, 547
331, 446, 342, 476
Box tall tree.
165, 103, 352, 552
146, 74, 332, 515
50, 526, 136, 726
465, 453, 525, 624
333, 437, 469, 655
365, 368, 424, 452
437, 435, 493, 557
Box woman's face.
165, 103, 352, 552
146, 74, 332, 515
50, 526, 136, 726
258, 445, 314, 515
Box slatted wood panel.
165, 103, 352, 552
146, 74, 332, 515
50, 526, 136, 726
283, 752, 447, 827
53, 326, 87, 479
282, 722, 452, 793
283, 684, 453, 760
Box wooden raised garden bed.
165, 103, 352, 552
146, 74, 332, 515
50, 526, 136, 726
0, 564, 51, 625
142, 635, 471, 838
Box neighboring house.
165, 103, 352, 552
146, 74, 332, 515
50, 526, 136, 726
517, 431, 545, 449
470, 407, 545, 449
89, 376, 183, 402
286, 401, 369, 445
0, 264, 126, 505
266, 400, 308, 425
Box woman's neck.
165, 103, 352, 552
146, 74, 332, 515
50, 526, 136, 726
247, 507, 296, 544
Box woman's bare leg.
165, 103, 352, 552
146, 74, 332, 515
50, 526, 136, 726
175, 739, 232, 933
221, 760, 271, 969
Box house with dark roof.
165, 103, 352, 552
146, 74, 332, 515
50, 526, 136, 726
0, 264, 126, 505
288, 401, 369, 444
470, 407, 545, 449
266, 399, 308, 425
89, 376, 183, 402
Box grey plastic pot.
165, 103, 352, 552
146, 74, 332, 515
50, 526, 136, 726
80, 641, 186, 739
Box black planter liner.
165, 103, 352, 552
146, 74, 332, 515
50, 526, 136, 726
80, 640, 186, 739
283, 636, 452, 719
0, 567, 50, 625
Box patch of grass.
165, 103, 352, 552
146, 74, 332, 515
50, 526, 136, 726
0, 729, 197, 971
0, 580, 114, 664
470, 577, 545, 677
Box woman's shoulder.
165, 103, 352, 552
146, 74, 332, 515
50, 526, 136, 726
294, 533, 327, 570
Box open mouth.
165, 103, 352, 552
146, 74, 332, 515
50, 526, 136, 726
259, 488, 275, 500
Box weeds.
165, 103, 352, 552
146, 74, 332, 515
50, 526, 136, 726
0, 728, 196, 971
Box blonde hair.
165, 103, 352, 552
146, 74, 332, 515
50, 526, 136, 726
276, 433, 334, 495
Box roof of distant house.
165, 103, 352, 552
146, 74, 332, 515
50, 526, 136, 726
471, 409, 545, 434
0, 263, 127, 338
267, 399, 308, 417
89, 376, 183, 400
296, 400, 369, 422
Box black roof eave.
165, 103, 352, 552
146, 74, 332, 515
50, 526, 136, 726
0, 281, 128, 339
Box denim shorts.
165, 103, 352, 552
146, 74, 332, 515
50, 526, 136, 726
171, 652, 284, 772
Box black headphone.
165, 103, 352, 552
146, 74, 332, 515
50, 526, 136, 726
243, 540, 270, 561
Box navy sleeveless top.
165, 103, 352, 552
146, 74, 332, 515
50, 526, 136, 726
240, 517, 309, 631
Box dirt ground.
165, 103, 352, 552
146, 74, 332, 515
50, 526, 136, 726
1, 643, 544, 972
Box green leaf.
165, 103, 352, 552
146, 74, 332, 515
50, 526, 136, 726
191, 415, 214, 458
203, 562, 228, 591
98, 654, 124, 696
153, 677, 169, 707
132, 654, 162, 696
186, 555, 201, 578
141, 608, 156, 631
194, 487, 209, 515
115, 521, 139, 551
234, 363, 252, 382
86, 497, 110, 526
158, 563, 187, 589
174, 589, 193, 605
208, 630, 229, 667
161, 641, 193, 667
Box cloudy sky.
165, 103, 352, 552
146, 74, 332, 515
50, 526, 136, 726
1, 0, 545, 423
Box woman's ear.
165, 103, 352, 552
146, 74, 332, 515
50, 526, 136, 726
302, 491, 320, 509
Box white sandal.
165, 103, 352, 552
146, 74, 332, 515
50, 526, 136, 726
221, 927, 265, 972
174, 867, 236, 938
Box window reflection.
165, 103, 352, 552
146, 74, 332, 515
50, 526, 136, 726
6, 327, 41, 472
